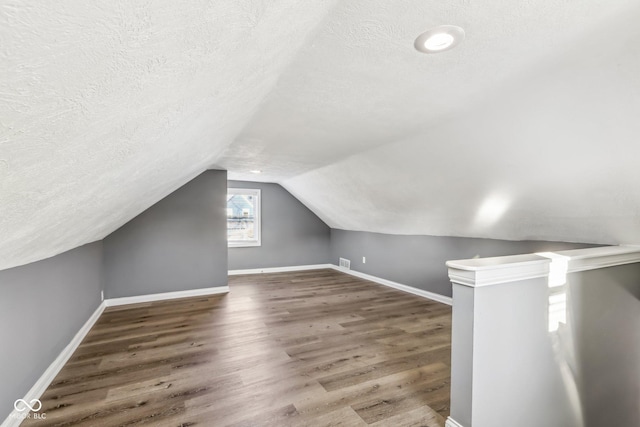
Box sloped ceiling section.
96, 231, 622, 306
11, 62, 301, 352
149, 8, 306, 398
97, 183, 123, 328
0, 0, 337, 270
2, 0, 640, 271
223, 0, 640, 245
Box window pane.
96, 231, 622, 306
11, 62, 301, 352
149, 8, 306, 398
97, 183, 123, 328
227, 190, 260, 246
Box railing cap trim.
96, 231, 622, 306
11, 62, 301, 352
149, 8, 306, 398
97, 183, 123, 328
447, 245, 640, 287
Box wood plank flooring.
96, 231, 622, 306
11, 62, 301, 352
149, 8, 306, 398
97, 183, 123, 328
23, 269, 452, 426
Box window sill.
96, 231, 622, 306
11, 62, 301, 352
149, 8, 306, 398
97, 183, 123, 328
228, 241, 262, 248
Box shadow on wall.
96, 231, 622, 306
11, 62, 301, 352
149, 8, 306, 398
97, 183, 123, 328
559, 264, 640, 427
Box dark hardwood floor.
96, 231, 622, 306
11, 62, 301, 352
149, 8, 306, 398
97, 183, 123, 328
24, 269, 452, 426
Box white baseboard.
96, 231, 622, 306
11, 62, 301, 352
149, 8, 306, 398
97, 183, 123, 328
330, 265, 452, 306
2, 268, 446, 426
104, 285, 229, 307
228, 264, 333, 275
1, 301, 106, 427
445, 417, 465, 427
2, 285, 231, 426
227, 264, 451, 305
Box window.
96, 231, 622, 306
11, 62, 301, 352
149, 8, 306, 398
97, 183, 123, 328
227, 188, 261, 247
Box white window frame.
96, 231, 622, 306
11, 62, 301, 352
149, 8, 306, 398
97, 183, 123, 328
227, 188, 261, 248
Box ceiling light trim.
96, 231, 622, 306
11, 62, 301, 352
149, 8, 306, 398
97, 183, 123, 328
414, 25, 465, 54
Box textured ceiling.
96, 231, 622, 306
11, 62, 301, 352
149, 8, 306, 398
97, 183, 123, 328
224, 0, 640, 244
2, 0, 640, 270
0, 0, 337, 270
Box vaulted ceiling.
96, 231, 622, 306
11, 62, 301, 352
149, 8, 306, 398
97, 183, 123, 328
2, 0, 640, 270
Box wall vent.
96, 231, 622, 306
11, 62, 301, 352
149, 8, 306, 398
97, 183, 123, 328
339, 257, 351, 269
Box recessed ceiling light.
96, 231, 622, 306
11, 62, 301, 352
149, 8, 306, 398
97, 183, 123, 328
250, 170, 261, 174
424, 33, 454, 51
414, 25, 465, 54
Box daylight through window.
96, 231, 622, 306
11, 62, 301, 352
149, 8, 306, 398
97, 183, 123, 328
227, 188, 261, 247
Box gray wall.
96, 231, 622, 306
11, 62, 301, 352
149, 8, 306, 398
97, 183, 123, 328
569, 264, 640, 427
330, 229, 596, 297
103, 170, 228, 298
0, 242, 103, 421
228, 181, 330, 270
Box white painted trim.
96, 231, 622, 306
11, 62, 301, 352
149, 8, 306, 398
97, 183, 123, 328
227, 264, 451, 305
228, 264, 333, 275
104, 286, 229, 307
1, 266, 450, 427
330, 265, 452, 306
1, 302, 106, 427
447, 245, 640, 288
448, 259, 550, 287
564, 245, 640, 273
445, 417, 465, 427
2, 286, 232, 425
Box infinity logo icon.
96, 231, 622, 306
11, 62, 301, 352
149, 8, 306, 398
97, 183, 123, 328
14, 399, 42, 412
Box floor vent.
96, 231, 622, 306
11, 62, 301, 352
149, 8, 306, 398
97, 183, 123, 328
339, 258, 351, 269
